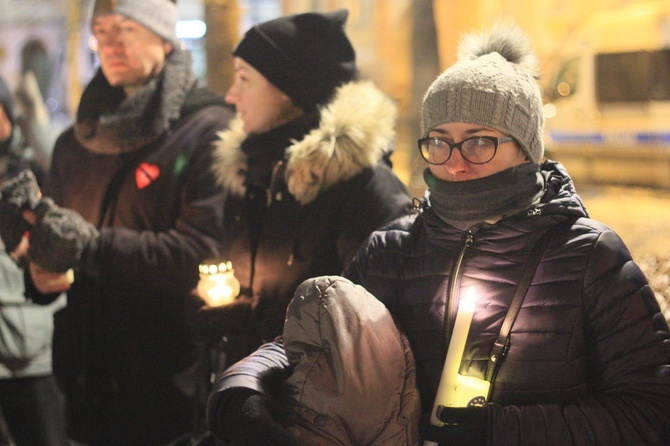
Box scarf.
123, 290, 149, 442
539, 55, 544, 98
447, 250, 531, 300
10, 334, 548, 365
74, 47, 196, 155
424, 163, 545, 228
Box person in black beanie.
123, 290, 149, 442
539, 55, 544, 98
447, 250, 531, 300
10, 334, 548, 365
231, 9, 357, 113
0, 0, 233, 444
197, 9, 413, 444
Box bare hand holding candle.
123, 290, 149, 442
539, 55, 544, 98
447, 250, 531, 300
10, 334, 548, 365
424, 287, 490, 446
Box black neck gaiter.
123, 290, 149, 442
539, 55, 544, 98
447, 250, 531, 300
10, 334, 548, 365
424, 163, 544, 225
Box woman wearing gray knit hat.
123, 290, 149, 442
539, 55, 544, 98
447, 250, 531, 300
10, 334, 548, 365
205, 23, 670, 446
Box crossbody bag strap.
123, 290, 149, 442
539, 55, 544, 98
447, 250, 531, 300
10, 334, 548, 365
485, 223, 560, 383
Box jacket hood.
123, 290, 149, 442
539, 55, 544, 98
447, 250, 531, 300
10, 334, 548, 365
536, 159, 589, 219
212, 80, 397, 205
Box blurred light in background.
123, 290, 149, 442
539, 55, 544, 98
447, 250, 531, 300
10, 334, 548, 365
177, 20, 207, 40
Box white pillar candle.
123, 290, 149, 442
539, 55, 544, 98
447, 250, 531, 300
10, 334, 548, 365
424, 286, 483, 446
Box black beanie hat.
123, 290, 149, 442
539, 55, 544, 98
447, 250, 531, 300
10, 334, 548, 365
233, 9, 356, 112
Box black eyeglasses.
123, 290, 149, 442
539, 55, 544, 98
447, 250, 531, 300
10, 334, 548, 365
417, 135, 514, 165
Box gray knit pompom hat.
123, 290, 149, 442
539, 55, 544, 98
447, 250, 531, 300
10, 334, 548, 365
91, 0, 178, 45
421, 23, 544, 164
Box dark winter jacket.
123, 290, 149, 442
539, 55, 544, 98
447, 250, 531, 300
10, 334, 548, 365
207, 80, 413, 359
27, 47, 234, 445
208, 160, 670, 445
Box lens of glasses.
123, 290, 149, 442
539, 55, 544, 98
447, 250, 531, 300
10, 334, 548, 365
418, 136, 498, 165
460, 137, 497, 163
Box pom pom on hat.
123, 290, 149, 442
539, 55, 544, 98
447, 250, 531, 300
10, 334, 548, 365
233, 9, 357, 112
421, 23, 545, 164
91, 0, 179, 44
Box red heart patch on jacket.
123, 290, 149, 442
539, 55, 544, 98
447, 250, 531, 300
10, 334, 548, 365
135, 163, 160, 189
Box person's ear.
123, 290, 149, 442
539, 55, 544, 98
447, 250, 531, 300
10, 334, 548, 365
163, 41, 174, 56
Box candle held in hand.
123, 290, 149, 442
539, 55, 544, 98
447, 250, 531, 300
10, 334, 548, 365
424, 287, 489, 446
196, 259, 240, 307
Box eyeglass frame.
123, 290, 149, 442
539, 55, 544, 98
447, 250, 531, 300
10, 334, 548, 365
417, 135, 515, 165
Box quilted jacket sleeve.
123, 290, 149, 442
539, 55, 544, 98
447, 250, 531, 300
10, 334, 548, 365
491, 228, 670, 446
206, 341, 291, 439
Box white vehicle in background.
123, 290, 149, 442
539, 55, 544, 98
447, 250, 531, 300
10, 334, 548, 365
543, 1, 670, 188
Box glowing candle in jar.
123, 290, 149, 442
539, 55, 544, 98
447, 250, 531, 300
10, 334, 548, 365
424, 286, 489, 446
196, 259, 240, 307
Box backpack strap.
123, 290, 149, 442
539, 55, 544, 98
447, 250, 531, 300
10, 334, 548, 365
485, 223, 560, 383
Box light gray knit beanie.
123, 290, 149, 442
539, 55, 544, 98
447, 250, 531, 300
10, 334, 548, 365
91, 0, 178, 45
421, 24, 544, 164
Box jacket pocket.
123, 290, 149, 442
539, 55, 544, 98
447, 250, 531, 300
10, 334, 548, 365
0, 303, 55, 362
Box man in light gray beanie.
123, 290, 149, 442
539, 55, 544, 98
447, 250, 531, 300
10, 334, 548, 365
0, 0, 234, 444
91, 0, 179, 45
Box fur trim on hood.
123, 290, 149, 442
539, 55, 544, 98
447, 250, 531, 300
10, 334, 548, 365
212, 80, 397, 205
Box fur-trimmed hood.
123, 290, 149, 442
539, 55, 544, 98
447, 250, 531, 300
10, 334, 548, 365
212, 80, 397, 205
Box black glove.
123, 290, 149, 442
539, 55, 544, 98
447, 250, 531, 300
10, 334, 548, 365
29, 198, 100, 274
214, 388, 297, 446
0, 169, 40, 254
419, 405, 490, 446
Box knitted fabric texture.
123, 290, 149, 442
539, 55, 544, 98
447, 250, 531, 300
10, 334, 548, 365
91, 0, 178, 44
0, 170, 40, 253
421, 24, 544, 163
424, 163, 544, 223
29, 198, 100, 274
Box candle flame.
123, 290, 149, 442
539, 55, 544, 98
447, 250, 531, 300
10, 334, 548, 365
460, 286, 477, 312
206, 281, 233, 306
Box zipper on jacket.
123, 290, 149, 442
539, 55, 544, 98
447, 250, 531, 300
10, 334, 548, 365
445, 230, 474, 344
263, 159, 301, 266
266, 160, 284, 207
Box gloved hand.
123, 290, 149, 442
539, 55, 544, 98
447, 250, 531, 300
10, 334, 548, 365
0, 169, 41, 254
214, 388, 297, 446
419, 405, 490, 446
28, 198, 100, 275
